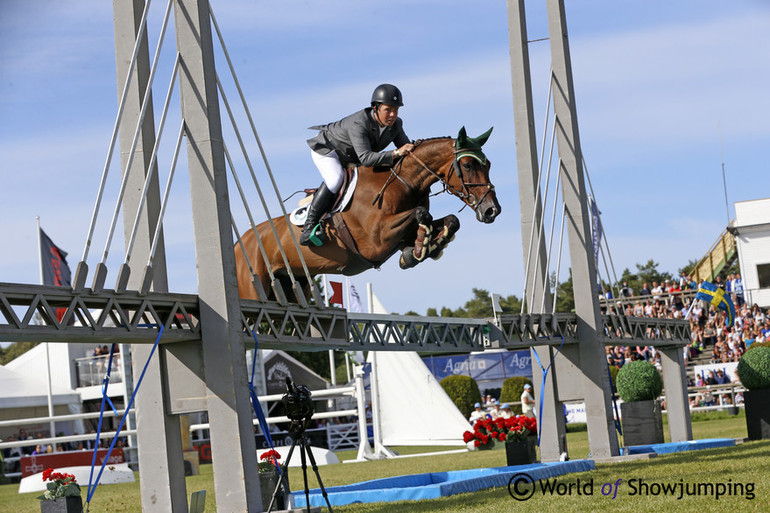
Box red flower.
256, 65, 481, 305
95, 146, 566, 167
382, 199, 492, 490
42, 468, 53, 481
260, 450, 281, 461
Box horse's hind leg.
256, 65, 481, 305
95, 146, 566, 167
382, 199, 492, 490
427, 215, 460, 260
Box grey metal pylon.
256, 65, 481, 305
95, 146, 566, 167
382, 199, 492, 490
545, 0, 620, 458
506, 0, 568, 462
111, 1, 188, 510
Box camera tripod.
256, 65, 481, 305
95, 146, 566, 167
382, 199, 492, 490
266, 418, 333, 513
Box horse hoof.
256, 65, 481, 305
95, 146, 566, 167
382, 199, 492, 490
399, 247, 420, 269
431, 250, 444, 261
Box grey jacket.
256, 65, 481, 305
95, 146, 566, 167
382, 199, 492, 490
307, 108, 410, 168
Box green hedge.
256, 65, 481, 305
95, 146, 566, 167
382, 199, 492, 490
500, 376, 534, 414
616, 360, 663, 402
440, 375, 481, 418
737, 346, 770, 390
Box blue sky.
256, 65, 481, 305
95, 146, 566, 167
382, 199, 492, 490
1, 0, 769, 317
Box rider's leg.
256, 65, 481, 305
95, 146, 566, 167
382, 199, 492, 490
300, 150, 343, 246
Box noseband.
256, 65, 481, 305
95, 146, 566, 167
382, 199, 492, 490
405, 144, 495, 214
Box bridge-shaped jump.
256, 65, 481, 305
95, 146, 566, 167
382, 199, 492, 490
0, 282, 689, 351
1, 0, 694, 512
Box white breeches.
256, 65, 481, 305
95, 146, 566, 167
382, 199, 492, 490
311, 149, 344, 194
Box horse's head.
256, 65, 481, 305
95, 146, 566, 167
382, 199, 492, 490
448, 126, 501, 223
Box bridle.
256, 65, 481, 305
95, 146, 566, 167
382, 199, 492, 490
377, 140, 495, 214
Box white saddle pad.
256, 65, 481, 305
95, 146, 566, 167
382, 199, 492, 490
289, 168, 358, 226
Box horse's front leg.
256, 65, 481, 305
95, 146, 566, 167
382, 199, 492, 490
398, 207, 434, 270
426, 214, 460, 261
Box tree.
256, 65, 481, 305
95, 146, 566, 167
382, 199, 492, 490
0, 342, 40, 366
634, 259, 672, 288
430, 288, 523, 318
553, 272, 575, 313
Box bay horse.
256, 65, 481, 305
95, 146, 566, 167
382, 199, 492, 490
235, 127, 501, 303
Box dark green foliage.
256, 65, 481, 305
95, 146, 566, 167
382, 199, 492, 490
616, 360, 663, 402
440, 375, 481, 418
737, 347, 770, 390
500, 376, 533, 415
427, 288, 522, 318
0, 342, 39, 366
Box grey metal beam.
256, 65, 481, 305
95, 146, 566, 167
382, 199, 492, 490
546, 0, 619, 458
111, 1, 184, 510
172, 0, 260, 511
659, 346, 693, 442
0, 284, 690, 350
505, 0, 565, 459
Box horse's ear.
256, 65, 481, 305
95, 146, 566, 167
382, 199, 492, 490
457, 126, 468, 146
470, 127, 493, 148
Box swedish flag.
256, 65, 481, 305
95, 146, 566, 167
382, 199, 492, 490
694, 281, 736, 328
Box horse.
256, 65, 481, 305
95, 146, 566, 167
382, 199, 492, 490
234, 127, 501, 303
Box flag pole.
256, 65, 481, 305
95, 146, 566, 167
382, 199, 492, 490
37, 217, 57, 452
344, 277, 352, 383
324, 274, 336, 386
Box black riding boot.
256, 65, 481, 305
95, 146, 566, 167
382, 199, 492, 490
299, 182, 336, 246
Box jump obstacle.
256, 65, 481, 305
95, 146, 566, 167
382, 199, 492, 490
0, 0, 692, 511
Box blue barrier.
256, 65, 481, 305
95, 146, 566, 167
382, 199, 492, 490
293, 460, 594, 507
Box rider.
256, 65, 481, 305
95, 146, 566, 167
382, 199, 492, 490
301, 84, 416, 246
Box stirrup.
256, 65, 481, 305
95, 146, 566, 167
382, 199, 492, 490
308, 223, 325, 247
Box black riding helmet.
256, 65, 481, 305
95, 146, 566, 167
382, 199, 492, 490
371, 83, 404, 107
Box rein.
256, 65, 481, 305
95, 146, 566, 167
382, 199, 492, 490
405, 144, 495, 213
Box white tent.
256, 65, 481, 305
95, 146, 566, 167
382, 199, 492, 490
0, 365, 80, 409
366, 290, 470, 448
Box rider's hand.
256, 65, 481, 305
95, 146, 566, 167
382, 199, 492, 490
396, 143, 415, 157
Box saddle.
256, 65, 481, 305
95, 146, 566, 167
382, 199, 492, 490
288, 165, 388, 272
289, 164, 358, 227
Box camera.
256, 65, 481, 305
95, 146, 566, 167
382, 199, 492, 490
282, 378, 314, 422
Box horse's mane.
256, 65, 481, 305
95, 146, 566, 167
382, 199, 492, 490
417, 136, 453, 143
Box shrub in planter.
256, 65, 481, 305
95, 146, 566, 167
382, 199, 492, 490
616, 360, 663, 402
616, 360, 664, 446
736, 346, 770, 440
737, 346, 770, 390
440, 375, 481, 419
500, 377, 534, 415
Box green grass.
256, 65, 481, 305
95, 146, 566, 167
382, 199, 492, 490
2, 412, 766, 512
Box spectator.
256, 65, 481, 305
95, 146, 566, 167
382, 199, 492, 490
469, 403, 485, 425
733, 274, 745, 307
521, 384, 536, 418
490, 400, 502, 420
620, 281, 633, 298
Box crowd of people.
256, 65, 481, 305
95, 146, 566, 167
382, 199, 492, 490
468, 387, 536, 426
602, 274, 768, 370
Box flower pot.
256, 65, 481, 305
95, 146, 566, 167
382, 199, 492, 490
620, 399, 664, 447
40, 496, 83, 513
259, 470, 289, 510
744, 388, 770, 440
505, 437, 537, 466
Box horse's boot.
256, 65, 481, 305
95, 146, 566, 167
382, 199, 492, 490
299, 182, 336, 246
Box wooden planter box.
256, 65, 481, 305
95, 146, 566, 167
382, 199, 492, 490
744, 388, 770, 440
620, 399, 664, 447
40, 496, 83, 513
